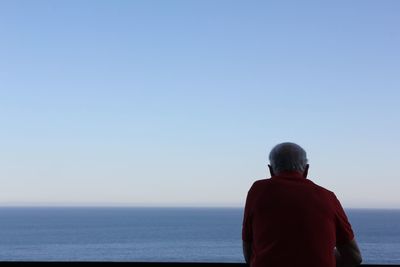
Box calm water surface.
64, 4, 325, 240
0, 208, 399, 263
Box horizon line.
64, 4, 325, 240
0, 204, 399, 210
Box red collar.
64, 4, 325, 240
272, 171, 305, 179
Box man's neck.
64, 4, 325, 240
274, 170, 305, 178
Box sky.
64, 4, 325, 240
0, 0, 399, 208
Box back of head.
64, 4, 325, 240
269, 142, 308, 174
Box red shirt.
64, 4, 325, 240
242, 172, 354, 267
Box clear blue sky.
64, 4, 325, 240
0, 0, 399, 208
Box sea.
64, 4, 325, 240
0, 207, 399, 264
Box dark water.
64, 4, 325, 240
0, 208, 399, 263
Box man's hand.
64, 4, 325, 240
335, 239, 362, 267
242, 241, 252, 264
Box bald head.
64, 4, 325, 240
268, 142, 308, 174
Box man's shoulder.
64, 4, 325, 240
247, 178, 275, 194
307, 178, 337, 198
251, 178, 272, 187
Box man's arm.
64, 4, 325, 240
242, 184, 255, 264
332, 193, 361, 266
335, 238, 362, 267
242, 240, 252, 264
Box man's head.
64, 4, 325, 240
268, 142, 309, 177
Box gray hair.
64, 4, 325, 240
268, 142, 308, 174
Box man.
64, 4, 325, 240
242, 142, 362, 267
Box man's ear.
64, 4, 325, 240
268, 165, 275, 177
303, 164, 309, 178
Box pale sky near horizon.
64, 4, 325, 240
0, 1, 399, 208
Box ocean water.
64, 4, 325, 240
0, 208, 399, 264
